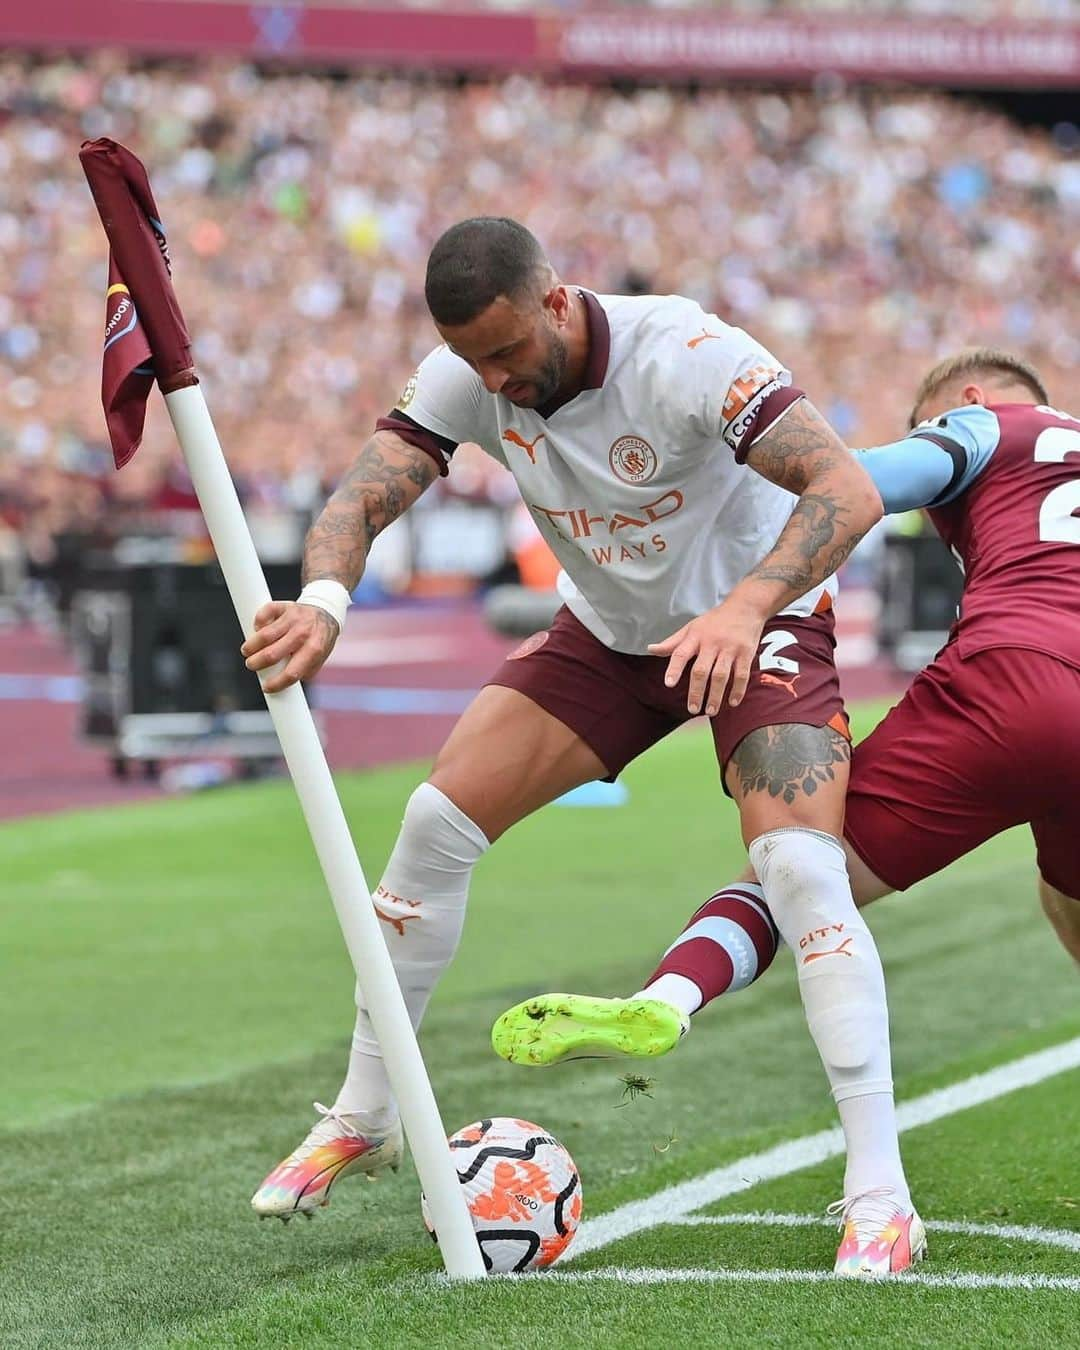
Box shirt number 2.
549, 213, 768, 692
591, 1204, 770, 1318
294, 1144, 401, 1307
1034, 425, 1080, 546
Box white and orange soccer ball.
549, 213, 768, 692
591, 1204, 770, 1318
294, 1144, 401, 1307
421, 1117, 583, 1273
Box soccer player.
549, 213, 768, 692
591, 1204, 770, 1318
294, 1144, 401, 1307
241, 218, 919, 1272
496, 347, 1080, 1271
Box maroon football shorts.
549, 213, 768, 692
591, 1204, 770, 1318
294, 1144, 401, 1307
486, 604, 848, 789
845, 643, 1080, 897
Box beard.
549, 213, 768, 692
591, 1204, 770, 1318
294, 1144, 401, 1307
527, 331, 569, 407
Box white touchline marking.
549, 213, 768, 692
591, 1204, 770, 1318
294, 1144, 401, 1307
512, 1267, 1080, 1293
677, 1211, 1080, 1254
572, 1036, 1080, 1258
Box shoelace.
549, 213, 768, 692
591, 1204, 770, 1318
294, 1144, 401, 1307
276, 1103, 364, 1170
826, 1186, 904, 1245
312, 1102, 363, 1140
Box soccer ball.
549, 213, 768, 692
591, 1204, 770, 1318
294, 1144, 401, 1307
421, 1117, 583, 1273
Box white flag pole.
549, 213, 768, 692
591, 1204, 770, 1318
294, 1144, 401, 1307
163, 383, 485, 1280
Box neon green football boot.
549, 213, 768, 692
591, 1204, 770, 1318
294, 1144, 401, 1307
491, 993, 689, 1067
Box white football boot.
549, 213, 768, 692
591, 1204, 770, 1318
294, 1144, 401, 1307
251, 1103, 403, 1221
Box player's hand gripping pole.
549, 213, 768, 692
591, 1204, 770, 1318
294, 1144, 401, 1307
80, 139, 484, 1280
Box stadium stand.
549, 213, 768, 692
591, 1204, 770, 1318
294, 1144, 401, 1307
0, 54, 1077, 590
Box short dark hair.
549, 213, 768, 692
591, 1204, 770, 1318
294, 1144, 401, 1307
424, 217, 548, 326
910, 347, 1048, 427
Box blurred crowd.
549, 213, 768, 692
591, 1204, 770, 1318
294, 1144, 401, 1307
0, 53, 1078, 599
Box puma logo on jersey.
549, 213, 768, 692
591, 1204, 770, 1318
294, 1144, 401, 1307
503, 429, 546, 464
687, 330, 724, 349
759, 671, 801, 698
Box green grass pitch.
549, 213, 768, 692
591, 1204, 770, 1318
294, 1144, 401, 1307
3, 701, 1077, 1348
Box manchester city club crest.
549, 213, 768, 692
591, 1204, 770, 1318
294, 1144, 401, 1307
609, 434, 658, 485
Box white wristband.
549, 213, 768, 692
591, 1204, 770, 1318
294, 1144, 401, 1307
297, 580, 351, 632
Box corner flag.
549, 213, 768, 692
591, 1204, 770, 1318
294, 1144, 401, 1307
79, 140, 484, 1279
80, 138, 195, 467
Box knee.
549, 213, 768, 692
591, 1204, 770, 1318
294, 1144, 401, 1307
396, 781, 482, 849
427, 752, 494, 840
399, 780, 449, 841
748, 827, 848, 919
393, 782, 490, 874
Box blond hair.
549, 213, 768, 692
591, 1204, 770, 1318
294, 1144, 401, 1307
909, 347, 1048, 428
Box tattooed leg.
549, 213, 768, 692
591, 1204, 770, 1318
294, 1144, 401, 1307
631, 723, 861, 1022
725, 722, 850, 845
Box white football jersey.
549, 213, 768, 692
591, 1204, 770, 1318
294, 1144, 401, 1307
395, 291, 835, 653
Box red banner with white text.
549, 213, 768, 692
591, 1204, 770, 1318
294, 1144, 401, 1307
2, 2, 1078, 89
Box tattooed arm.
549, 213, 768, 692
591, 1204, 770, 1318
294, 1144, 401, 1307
242, 429, 439, 692
302, 429, 439, 589
735, 398, 883, 616
649, 399, 882, 716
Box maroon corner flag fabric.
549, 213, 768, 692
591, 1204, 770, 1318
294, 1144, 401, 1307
79, 139, 197, 468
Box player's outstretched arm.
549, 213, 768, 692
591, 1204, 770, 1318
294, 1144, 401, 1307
242, 429, 439, 693
649, 400, 882, 715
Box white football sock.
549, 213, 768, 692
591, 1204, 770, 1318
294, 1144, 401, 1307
333, 782, 489, 1122
748, 826, 910, 1207
633, 973, 702, 1017
837, 1093, 910, 1206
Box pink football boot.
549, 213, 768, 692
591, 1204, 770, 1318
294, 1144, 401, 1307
830, 1187, 927, 1277
251, 1103, 403, 1221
